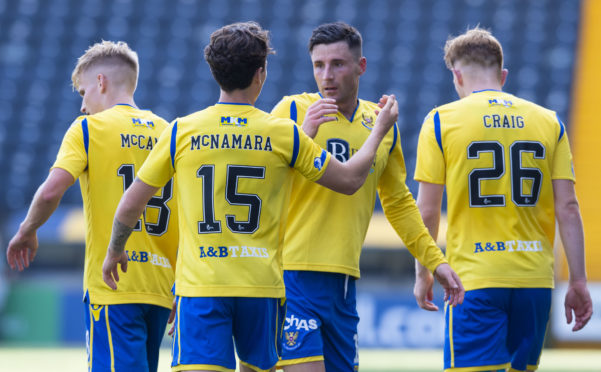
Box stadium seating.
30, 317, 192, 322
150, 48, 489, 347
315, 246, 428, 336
0, 0, 582, 218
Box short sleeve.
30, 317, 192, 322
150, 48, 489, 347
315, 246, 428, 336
271, 97, 296, 123
551, 127, 576, 181
138, 120, 177, 187
414, 110, 446, 184
291, 124, 331, 182
51, 117, 88, 180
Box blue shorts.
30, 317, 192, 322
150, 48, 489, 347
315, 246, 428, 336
171, 296, 285, 372
279, 271, 359, 372
84, 296, 170, 372
444, 288, 551, 372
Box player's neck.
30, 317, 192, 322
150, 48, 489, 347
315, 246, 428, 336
461, 74, 503, 97
218, 90, 256, 106
465, 81, 503, 94
337, 97, 359, 121
105, 94, 137, 110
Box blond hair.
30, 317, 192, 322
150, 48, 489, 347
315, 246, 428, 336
71, 40, 139, 91
444, 27, 503, 76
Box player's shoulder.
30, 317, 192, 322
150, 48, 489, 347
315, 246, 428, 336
87, 105, 169, 130
511, 94, 558, 119
60, 115, 88, 137
277, 92, 321, 107
171, 105, 217, 126
357, 97, 379, 111
140, 109, 170, 129
71, 114, 88, 127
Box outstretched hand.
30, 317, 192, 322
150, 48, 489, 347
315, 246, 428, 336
433, 263, 464, 307
564, 279, 593, 331
7, 230, 38, 271
102, 247, 129, 290
301, 98, 338, 138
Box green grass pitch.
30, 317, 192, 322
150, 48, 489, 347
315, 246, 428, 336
0, 348, 599, 371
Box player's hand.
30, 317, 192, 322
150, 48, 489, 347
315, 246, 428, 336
7, 229, 38, 271
377, 94, 389, 109
414, 270, 438, 311
373, 94, 398, 135
102, 247, 129, 290
433, 263, 464, 307
301, 98, 338, 138
168, 298, 177, 336
564, 279, 593, 331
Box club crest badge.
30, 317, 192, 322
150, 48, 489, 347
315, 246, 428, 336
285, 331, 299, 347
361, 112, 374, 130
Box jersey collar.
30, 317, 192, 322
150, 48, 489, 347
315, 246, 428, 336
472, 89, 503, 94
216, 102, 253, 106
114, 103, 137, 108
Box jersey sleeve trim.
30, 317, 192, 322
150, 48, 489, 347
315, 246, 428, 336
389, 123, 399, 154
81, 117, 89, 156
290, 124, 300, 167
433, 111, 443, 153
290, 100, 298, 123
556, 113, 565, 142
170, 121, 178, 168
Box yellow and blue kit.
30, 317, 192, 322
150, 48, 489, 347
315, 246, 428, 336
415, 89, 574, 371
272, 93, 446, 370
53, 104, 177, 372
137, 102, 330, 371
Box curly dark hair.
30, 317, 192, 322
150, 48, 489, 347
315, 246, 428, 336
308, 22, 362, 55
204, 21, 274, 92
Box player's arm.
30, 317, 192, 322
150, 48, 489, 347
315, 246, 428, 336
102, 178, 160, 289
553, 179, 593, 331
414, 182, 444, 311
316, 95, 398, 194
7, 168, 74, 271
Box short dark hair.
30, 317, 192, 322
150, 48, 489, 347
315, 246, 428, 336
308, 22, 362, 54
204, 21, 274, 92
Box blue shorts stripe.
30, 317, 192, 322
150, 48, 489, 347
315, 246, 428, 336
84, 298, 169, 372
444, 288, 551, 371
280, 271, 359, 371
172, 296, 281, 371
105, 306, 115, 371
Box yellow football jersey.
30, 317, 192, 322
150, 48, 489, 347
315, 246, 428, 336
52, 104, 178, 309
137, 103, 331, 298
271, 93, 447, 277
415, 90, 575, 291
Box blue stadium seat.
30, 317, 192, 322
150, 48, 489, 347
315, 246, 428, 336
0, 0, 583, 215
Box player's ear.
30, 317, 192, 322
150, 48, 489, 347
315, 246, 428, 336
255, 66, 266, 86
500, 68, 508, 87
97, 73, 108, 94
358, 56, 366, 76
452, 69, 463, 86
